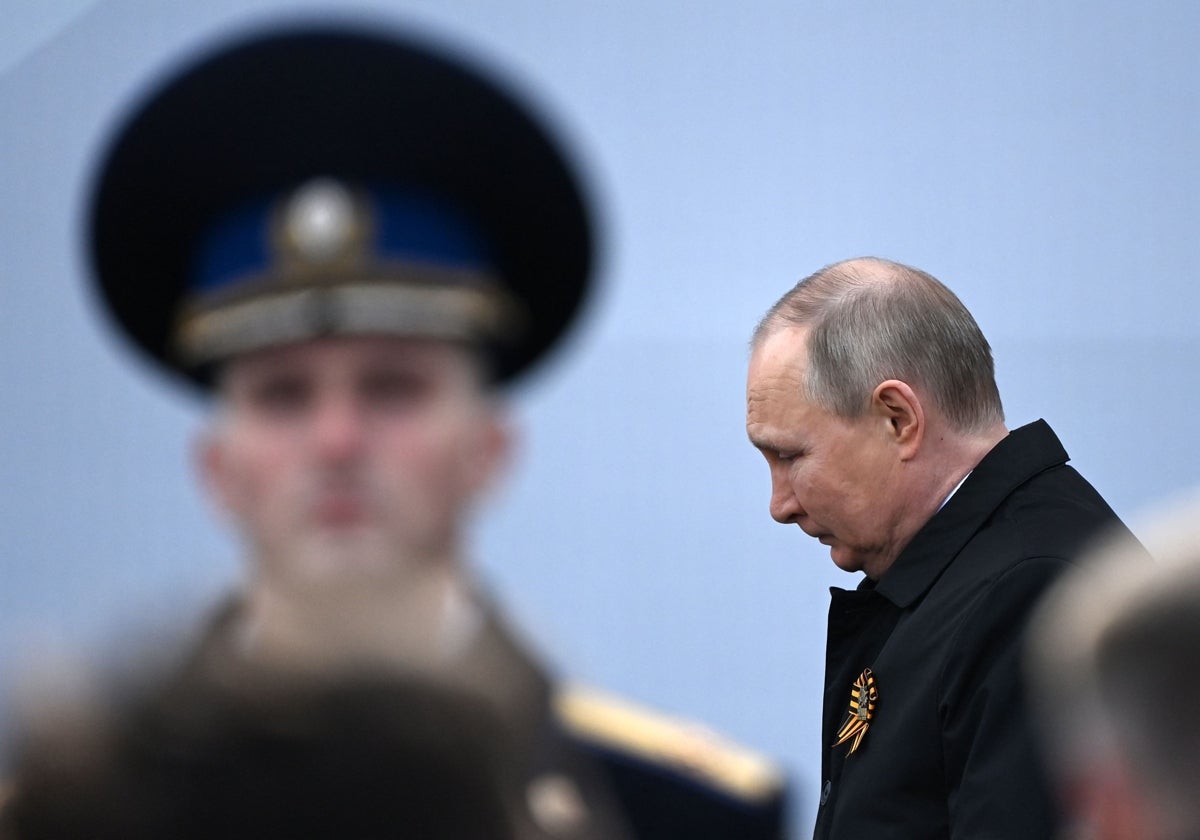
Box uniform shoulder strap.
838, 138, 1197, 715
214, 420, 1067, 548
553, 683, 784, 803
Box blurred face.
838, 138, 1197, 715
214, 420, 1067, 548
746, 328, 908, 579
200, 336, 508, 594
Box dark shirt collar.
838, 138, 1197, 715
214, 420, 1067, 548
869, 419, 1069, 608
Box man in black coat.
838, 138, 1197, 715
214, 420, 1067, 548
745, 257, 1133, 838
9, 21, 789, 840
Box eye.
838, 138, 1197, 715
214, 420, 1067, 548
360, 368, 433, 407
244, 373, 312, 416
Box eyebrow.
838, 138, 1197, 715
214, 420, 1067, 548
745, 428, 780, 453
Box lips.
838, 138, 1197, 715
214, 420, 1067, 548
312, 492, 370, 526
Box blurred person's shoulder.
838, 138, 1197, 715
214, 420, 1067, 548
555, 684, 789, 840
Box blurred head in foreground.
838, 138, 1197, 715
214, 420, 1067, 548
0, 665, 528, 839
1027, 493, 1200, 840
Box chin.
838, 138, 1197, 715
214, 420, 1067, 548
828, 548, 868, 577
288, 538, 401, 582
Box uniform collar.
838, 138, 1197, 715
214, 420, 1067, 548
871, 419, 1069, 608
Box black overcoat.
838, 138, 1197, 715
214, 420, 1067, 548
814, 420, 1133, 840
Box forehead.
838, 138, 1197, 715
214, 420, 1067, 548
746, 328, 815, 435
218, 335, 482, 382
747, 328, 809, 400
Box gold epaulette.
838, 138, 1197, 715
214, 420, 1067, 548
553, 684, 784, 803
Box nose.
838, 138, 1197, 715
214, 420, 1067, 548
768, 466, 803, 525
310, 392, 367, 464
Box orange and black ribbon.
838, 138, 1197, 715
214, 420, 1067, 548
833, 668, 877, 755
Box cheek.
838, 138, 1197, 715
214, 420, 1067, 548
803, 463, 871, 528
218, 439, 297, 516
832, 440, 887, 497
375, 419, 473, 488
790, 460, 835, 504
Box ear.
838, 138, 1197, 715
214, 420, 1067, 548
194, 428, 240, 518
871, 379, 924, 461
465, 404, 514, 497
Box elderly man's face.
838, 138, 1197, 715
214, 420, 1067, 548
200, 336, 507, 594
747, 328, 907, 579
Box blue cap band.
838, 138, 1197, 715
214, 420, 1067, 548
174, 179, 518, 365
191, 180, 494, 296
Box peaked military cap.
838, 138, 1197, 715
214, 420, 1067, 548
87, 21, 594, 389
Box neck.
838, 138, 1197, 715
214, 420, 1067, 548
933, 421, 1007, 496
240, 561, 469, 672
872, 421, 1008, 580
913, 421, 1008, 520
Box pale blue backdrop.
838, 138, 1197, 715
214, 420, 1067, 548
3, 1, 1198, 832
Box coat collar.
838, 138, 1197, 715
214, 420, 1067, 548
870, 419, 1069, 609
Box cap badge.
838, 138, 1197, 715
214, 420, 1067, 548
276, 177, 370, 267
832, 668, 877, 756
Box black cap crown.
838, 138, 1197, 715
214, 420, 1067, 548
88, 22, 594, 389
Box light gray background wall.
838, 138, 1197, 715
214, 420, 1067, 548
3, 1, 1198, 832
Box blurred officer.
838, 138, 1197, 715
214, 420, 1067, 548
1, 664, 535, 840
1028, 495, 1194, 840
58, 19, 787, 840
746, 257, 1134, 838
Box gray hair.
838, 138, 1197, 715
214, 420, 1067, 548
752, 257, 1003, 433
1027, 493, 1200, 839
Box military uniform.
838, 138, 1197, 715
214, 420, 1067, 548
48, 21, 791, 839
179, 594, 787, 840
